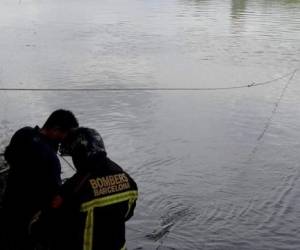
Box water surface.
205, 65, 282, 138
1, 0, 300, 249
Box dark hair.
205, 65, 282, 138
42, 109, 79, 131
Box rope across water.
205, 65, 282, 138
0, 69, 297, 92
248, 69, 298, 162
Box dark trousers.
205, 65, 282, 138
0, 211, 35, 250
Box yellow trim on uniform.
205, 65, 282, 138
120, 243, 127, 250
81, 190, 138, 212
83, 210, 94, 250
125, 198, 135, 219
81, 190, 138, 250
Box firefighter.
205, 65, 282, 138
37, 127, 138, 250
2, 109, 79, 250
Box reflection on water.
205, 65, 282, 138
231, 0, 247, 18
1, 0, 300, 249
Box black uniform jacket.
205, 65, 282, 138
3, 126, 62, 222
43, 156, 138, 250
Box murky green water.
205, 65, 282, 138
1, 0, 300, 249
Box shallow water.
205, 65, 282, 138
1, 0, 300, 249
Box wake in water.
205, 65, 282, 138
144, 207, 192, 250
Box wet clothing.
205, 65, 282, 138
38, 155, 138, 250
2, 126, 62, 250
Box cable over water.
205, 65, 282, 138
0, 69, 297, 92
59, 154, 76, 171
248, 69, 298, 162
0, 69, 298, 177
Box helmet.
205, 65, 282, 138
61, 127, 106, 170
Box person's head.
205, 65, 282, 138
61, 127, 106, 171
41, 109, 79, 143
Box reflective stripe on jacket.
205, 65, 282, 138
60, 158, 138, 250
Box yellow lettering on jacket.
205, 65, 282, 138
89, 174, 130, 197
